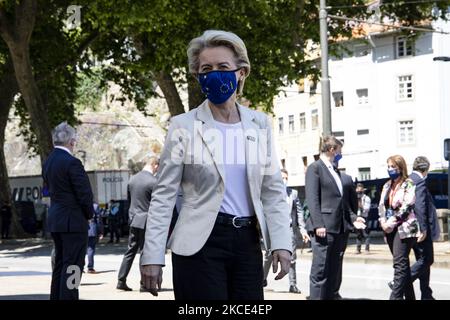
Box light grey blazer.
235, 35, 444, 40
141, 100, 291, 266
127, 170, 157, 229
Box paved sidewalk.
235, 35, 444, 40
0, 238, 305, 300
1, 236, 449, 300
299, 234, 450, 268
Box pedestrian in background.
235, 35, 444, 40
355, 183, 372, 254
378, 154, 419, 300
86, 202, 104, 273
263, 169, 309, 294
1, 201, 12, 239
117, 156, 159, 292
409, 156, 436, 300
43, 122, 94, 300
108, 199, 120, 243
305, 135, 365, 300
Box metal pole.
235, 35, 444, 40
320, 0, 332, 136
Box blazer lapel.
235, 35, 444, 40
237, 104, 259, 192
195, 100, 226, 183
318, 159, 342, 197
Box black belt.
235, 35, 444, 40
216, 212, 257, 228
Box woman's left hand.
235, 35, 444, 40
271, 249, 291, 280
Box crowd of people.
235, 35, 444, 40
37, 29, 440, 301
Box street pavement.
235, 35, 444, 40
0, 237, 449, 300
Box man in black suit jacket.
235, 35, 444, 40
409, 156, 435, 300
333, 172, 359, 299
305, 136, 364, 300
43, 122, 94, 300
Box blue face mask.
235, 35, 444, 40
198, 69, 238, 105
388, 168, 400, 180
333, 152, 342, 167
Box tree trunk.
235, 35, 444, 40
9, 45, 53, 162
187, 75, 205, 110
0, 59, 27, 238
154, 71, 186, 116
0, 0, 53, 163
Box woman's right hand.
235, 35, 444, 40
140, 264, 163, 296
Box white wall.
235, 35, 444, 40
274, 27, 450, 187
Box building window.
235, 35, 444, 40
398, 75, 413, 101
278, 117, 284, 135
311, 109, 319, 129
358, 167, 371, 181
356, 89, 369, 105
333, 131, 345, 144
288, 115, 295, 133
332, 91, 344, 107
398, 120, 415, 145
357, 129, 369, 135
299, 112, 306, 132
309, 80, 317, 96
397, 36, 413, 58
302, 156, 308, 167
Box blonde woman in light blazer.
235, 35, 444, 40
140, 30, 291, 300
378, 154, 419, 300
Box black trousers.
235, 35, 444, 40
356, 228, 371, 251
309, 232, 346, 300
1, 218, 11, 238
50, 232, 88, 300
411, 229, 434, 299
172, 221, 263, 300
118, 227, 145, 283
334, 231, 349, 297
386, 228, 416, 300
108, 219, 120, 242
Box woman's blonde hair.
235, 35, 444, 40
187, 30, 250, 95
387, 155, 409, 181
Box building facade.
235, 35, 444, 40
274, 17, 450, 188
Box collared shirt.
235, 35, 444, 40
412, 170, 425, 180
54, 146, 72, 156
142, 165, 156, 175
320, 154, 343, 196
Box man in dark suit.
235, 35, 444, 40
117, 156, 159, 291
409, 156, 435, 300
305, 136, 365, 300
43, 122, 94, 300
262, 169, 310, 294
333, 172, 360, 299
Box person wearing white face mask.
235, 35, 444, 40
305, 135, 365, 300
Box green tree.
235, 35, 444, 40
87, 0, 450, 116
